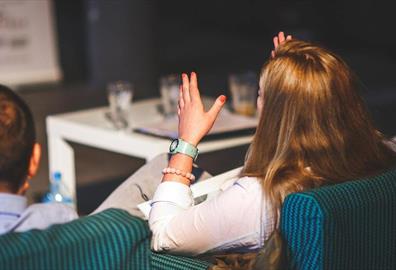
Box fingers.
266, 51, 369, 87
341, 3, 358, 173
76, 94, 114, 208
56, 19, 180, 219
278, 31, 285, 43
178, 84, 184, 108
272, 32, 292, 58
181, 73, 191, 103
274, 32, 292, 47
208, 95, 226, 121
273, 36, 279, 49
190, 72, 198, 89
189, 72, 201, 102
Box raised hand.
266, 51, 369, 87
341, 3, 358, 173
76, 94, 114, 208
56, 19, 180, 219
178, 72, 226, 146
271, 31, 292, 58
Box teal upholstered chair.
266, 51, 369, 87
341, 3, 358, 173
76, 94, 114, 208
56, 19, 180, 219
280, 167, 396, 270
0, 209, 151, 270
0, 208, 210, 270
0, 168, 395, 270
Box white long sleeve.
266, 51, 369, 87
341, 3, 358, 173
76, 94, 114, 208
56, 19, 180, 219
148, 176, 274, 256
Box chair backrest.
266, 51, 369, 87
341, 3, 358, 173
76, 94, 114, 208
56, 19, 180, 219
280, 168, 396, 270
0, 209, 151, 270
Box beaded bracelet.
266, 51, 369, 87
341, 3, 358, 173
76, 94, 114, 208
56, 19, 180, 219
162, 167, 196, 182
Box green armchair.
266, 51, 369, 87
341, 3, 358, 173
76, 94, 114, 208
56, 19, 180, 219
281, 167, 396, 270
0, 168, 395, 270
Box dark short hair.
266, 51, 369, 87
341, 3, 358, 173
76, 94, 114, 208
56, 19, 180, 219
0, 84, 35, 192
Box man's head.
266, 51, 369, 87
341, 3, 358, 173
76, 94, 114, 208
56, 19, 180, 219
0, 84, 41, 194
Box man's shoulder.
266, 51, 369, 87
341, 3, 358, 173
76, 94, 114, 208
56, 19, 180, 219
15, 203, 78, 232
25, 202, 79, 221
27, 202, 74, 211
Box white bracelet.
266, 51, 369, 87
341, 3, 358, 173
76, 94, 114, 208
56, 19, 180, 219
162, 167, 196, 182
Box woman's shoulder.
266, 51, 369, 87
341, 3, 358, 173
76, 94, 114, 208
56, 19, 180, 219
234, 176, 262, 190
217, 175, 261, 195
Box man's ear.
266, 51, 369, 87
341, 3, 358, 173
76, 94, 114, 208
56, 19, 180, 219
28, 143, 41, 179
17, 181, 30, 195
18, 144, 41, 195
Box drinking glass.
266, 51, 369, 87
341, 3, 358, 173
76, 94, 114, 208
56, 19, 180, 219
106, 81, 133, 129
228, 71, 258, 116
159, 74, 180, 117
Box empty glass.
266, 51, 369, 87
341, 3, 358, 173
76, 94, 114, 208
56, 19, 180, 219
159, 74, 180, 117
106, 81, 133, 129
228, 71, 258, 116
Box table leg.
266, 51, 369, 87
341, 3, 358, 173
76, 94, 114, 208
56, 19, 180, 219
48, 135, 76, 207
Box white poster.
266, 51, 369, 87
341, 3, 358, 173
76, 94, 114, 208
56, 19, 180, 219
0, 0, 61, 86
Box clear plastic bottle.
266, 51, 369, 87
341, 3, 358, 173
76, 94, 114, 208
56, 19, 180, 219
42, 172, 73, 206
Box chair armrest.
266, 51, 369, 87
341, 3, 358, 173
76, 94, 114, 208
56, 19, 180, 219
0, 208, 151, 270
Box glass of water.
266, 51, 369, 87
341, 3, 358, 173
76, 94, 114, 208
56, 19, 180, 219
106, 81, 133, 129
159, 74, 180, 117
228, 71, 258, 116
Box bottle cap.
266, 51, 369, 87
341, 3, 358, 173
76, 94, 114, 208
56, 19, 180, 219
53, 172, 62, 182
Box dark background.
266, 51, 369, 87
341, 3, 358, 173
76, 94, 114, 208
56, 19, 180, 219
53, 0, 396, 136
8, 0, 393, 210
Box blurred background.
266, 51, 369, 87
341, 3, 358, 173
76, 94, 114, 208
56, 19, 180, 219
1, 0, 395, 213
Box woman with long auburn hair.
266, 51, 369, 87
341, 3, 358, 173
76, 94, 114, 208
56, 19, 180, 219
148, 32, 396, 255
243, 39, 396, 223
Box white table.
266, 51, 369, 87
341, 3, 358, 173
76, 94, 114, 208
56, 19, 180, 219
46, 98, 254, 205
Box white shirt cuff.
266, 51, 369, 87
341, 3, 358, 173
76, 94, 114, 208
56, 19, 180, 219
151, 181, 193, 209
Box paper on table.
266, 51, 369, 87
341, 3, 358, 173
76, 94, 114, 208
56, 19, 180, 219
134, 108, 258, 139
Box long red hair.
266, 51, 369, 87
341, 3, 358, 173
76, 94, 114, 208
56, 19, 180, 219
242, 40, 396, 223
